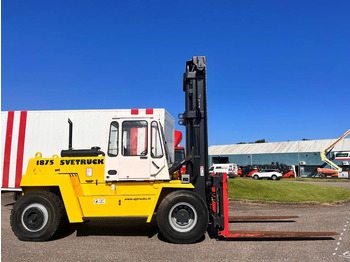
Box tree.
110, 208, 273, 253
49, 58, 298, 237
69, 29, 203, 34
236, 139, 266, 144
254, 139, 266, 143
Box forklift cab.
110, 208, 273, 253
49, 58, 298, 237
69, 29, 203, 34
105, 118, 170, 181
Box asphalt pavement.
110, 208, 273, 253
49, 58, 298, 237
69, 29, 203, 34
2, 191, 350, 262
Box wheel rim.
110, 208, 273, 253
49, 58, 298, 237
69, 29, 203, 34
21, 203, 49, 232
168, 202, 197, 233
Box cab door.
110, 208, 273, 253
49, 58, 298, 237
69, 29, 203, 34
105, 119, 150, 181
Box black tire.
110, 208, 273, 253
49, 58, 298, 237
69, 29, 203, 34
10, 191, 65, 241
13, 191, 22, 201
253, 175, 259, 180
271, 175, 277, 180
157, 190, 209, 244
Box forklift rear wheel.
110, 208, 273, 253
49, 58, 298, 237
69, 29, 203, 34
157, 190, 208, 244
10, 191, 65, 241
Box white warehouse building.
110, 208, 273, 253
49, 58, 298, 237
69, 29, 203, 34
209, 138, 350, 177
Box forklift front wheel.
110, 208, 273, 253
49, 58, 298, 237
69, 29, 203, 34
157, 190, 208, 244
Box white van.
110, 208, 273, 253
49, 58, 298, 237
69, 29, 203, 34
209, 163, 238, 178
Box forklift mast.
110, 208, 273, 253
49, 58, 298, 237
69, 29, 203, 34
179, 56, 209, 202
179, 57, 339, 239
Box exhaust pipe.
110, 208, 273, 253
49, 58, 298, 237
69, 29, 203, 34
61, 118, 105, 157
68, 119, 73, 150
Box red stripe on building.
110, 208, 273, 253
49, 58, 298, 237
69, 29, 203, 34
2, 111, 15, 188
15, 111, 27, 188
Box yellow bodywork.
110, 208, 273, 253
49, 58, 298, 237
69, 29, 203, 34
21, 153, 194, 223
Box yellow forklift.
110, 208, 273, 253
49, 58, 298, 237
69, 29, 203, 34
10, 57, 338, 243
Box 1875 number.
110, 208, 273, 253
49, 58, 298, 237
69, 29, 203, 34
36, 160, 54, 165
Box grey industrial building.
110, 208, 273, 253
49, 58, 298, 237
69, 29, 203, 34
209, 138, 350, 177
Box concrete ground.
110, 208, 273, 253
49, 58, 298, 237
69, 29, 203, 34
2, 191, 350, 262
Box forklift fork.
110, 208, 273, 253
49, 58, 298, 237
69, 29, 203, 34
209, 173, 339, 239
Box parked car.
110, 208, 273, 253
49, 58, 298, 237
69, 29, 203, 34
248, 169, 259, 177
252, 169, 282, 180
209, 163, 238, 178
283, 170, 296, 178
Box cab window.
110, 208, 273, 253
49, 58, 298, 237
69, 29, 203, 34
122, 121, 148, 156
108, 121, 119, 157
151, 121, 163, 158
175, 149, 185, 162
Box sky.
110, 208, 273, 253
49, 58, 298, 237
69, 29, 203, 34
2, 0, 350, 146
